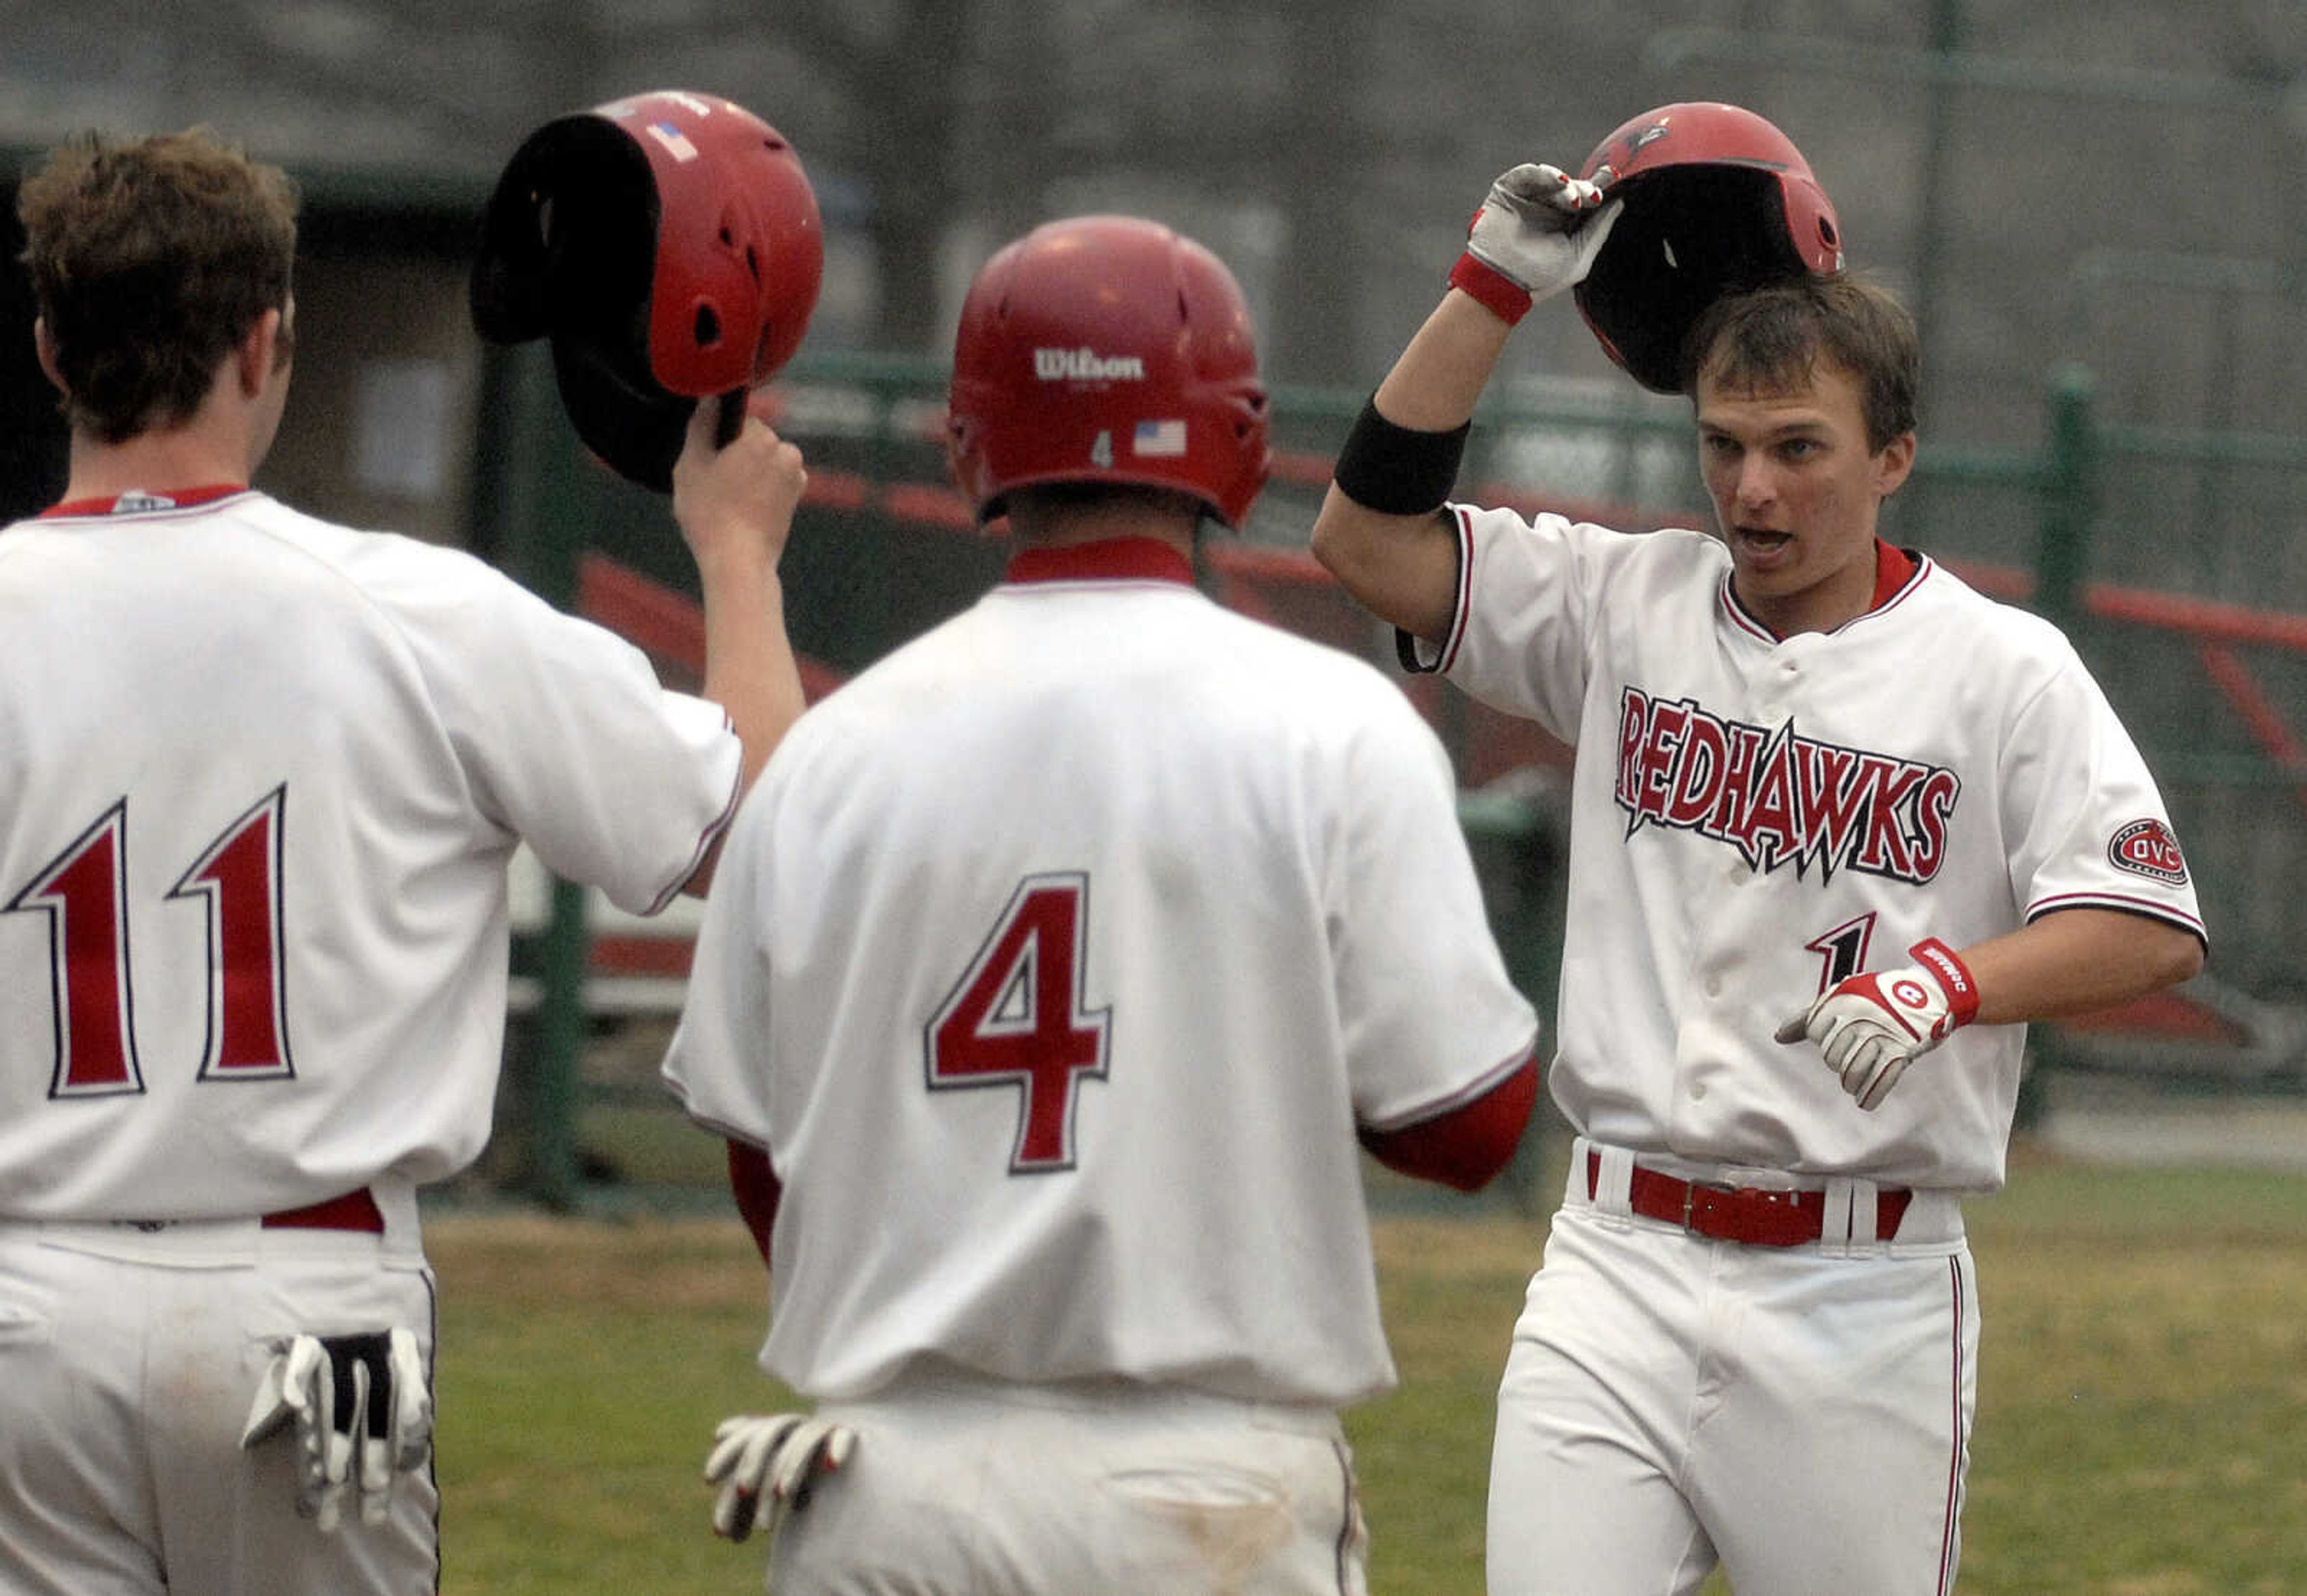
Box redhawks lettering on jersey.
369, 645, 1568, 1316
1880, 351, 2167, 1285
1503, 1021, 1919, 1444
1615, 687, 1960, 884
2107, 818, 2189, 885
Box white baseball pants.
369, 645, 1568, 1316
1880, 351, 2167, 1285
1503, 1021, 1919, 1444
1487, 1145, 1978, 1595
0, 1200, 436, 1596
767, 1368, 1370, 1595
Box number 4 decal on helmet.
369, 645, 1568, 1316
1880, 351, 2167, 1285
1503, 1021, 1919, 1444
925, 872, 1111, 1174
1090, 429, 1114, 469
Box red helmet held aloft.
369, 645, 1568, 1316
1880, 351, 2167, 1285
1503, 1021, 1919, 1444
1572, 102, 1844, 395
946, 216, 1270, 531
471, 89, 823, 491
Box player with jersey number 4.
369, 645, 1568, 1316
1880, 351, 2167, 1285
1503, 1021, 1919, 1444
661, 213, 1542, 1594
1310, 102, 2207, 1595
0, 100, 819, 1596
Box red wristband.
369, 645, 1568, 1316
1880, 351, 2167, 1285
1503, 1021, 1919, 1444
1447, 252, 1533, 326
1907, 938, 1981, 1028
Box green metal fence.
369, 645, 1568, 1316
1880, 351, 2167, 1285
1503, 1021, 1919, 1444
488, 348, 2307, 1212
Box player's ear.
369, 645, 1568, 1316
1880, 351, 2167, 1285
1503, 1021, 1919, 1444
1873, 430, 1916, 500
32, 318, 67, 396
235, 308, 285, 399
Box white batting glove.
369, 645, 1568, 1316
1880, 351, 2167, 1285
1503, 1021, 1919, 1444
1449, 163, 1623, 325
705, 1412, 857, 1546
241, 1328, 433, 1532
1774, 939, 1983, 1111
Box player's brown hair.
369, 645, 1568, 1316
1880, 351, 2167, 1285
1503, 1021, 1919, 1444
16, 127, 299, 443
1683, 273, 1918, 453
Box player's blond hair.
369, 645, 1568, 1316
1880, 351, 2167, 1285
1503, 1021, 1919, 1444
1685, 273, 1919, 453
17, 127, 299, 443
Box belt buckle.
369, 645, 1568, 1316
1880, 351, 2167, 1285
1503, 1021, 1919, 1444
1681, 1179, 1740, 1236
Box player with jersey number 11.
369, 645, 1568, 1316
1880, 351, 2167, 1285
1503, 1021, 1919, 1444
661, 213, 1542, 1594
0, 94, 820, 1596
1311, 101, 2207, 1595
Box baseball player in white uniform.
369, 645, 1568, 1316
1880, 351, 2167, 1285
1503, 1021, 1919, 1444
661, 214, 1542, 1594
1310, 133, 2207, 1595
0, 128, 811, 1595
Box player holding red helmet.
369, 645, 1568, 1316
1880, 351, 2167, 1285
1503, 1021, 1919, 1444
1314, 105, 2204, 1593
0, 105, 815, 1596
662, 214, 1541, 1592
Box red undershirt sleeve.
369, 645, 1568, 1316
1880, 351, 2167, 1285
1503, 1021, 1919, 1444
725, 1138, 782, 1266
1357, 1055, 1540, 1193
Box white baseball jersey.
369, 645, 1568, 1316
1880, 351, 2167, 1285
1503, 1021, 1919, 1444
0, 488, 742, 1221
664, 537, 1537, 1409
1413, 505, 2204, 1192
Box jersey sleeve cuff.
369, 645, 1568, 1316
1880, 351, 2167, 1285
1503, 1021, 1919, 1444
1393, 506, 1474, 676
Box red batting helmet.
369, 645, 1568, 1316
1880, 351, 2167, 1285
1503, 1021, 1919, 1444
470, 89, 822, 491
946, 215, 1270, 530
1572, 102, 1844, 395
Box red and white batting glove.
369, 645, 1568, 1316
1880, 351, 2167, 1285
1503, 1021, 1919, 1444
1448, 162, 1622, 326
1774, 939, 1982, 1111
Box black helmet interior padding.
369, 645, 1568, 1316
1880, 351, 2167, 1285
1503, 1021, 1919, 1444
550, 334, 699, 494
470, 118, 699, 491
470, 118, 657, 345
1577, 165, 1808, 395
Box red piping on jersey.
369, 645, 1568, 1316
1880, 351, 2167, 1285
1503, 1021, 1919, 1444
2024, 892, 2208, 942
1004, 536, 1194, 587
1442, 505, 1476, 673
41, 484, 250, 517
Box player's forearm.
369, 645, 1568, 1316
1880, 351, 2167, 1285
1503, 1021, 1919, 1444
1371, 288, 1518, 431
1957, 908, 2205, 1026
698, 558, 807, 797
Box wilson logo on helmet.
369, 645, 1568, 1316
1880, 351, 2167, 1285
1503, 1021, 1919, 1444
1034, 348, 1146, 381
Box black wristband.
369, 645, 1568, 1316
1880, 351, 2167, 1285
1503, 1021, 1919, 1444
1331, 395, 1470, 517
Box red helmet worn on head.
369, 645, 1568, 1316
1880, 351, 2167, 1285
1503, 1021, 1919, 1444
471, 89, 823, 491
1572, 102, 1844, 395
946, 215, 1271, 531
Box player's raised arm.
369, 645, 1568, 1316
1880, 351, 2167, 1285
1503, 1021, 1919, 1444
467, 94, 826, 899
671, 395, 811, 892
1310, 163, 1618, 642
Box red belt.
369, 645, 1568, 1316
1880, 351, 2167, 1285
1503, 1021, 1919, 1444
261, 1188, 386, 1234
1588, 1153, 1909, 1248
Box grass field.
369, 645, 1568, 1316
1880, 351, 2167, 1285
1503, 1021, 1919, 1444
427, 1144, 2307, 1595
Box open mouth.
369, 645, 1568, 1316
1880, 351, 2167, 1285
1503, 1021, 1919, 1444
1733, 526, 1793, 557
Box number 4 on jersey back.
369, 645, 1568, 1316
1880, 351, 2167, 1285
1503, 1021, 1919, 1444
925, 872, 1111, 1174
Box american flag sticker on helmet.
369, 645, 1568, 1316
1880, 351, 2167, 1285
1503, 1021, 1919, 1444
1133, 419, 1187, 457
646, 122, 701, 162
